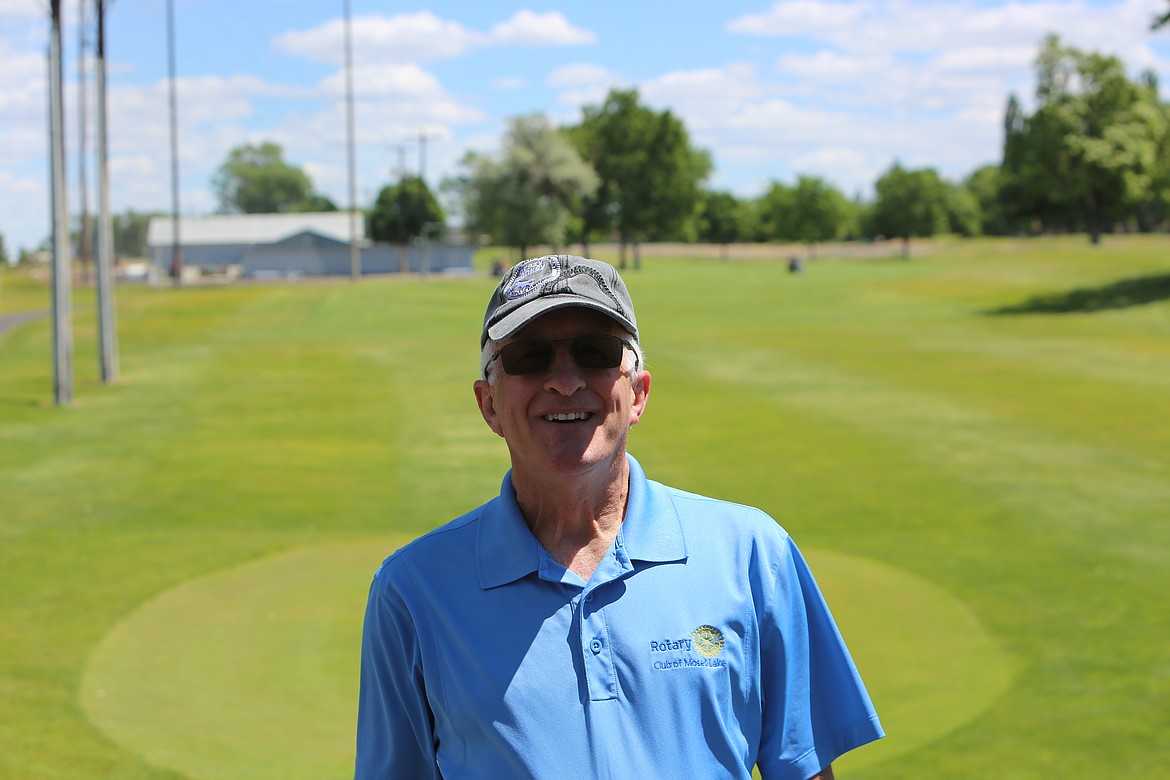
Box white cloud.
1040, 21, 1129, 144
546, 63, 627, 109
547, 63, 621, 89
933, 45, 1036, 74
730, 0, 1170, 57
273, 12, 484, 65
726, 0, 874, 37
318, 62, 445, 100
273, 9, 594, 67
0, 0, 40, 18
775, 49, 889, 82
489, 10, 596, 46
0, 169, 44, 250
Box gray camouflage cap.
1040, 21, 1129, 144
481, 255, 638, 347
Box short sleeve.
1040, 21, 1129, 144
755, 536, 884, 780
354, 561, 442, 780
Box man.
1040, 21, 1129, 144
355, 255, 883, 779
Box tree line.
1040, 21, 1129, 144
11, 32, 1163, 267
448, 34, 1170, 261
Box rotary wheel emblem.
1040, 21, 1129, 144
692, 625, 724, 658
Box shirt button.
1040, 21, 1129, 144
590, 638, 603, 654
585, 593, 594, 602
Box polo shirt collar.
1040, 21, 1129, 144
620, 454, 687, 565
476, 454, 687, 590
477, 473, 544, 590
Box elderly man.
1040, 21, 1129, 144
355, 255, 883, 779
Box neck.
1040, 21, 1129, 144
510, 454, 630, 581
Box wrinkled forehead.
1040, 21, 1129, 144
506, 307, 630, 343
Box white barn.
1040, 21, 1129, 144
147, 213, 473, 281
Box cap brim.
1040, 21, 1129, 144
485, 295, 638, 344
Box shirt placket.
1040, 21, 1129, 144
579, 535, 632, 702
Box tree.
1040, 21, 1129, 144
1153, 2, 1170, 29
1002, 36, 1165, 242
0, 232, 8, 265
368, 176, 444, 272
296, 193, 339, 213
447, 113, 598, 259
944, 181, 983, 237
112, 210, 157, 258
212, 141, 332, 214
788, 176, 849, 256
570, 89, 711, 268
755, 181, 796, 243
869, 163, 949, 257
695, 190, 749, 260
965, 165, 1012, 235
369, 176, 444, 243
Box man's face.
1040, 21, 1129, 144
473, 308, 650, 481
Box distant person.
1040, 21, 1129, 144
354, 255, 883, 779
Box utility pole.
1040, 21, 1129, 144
344, 0, 361, 280
95, 0, 118, 383
415, 129, 440, 183
48, 0, 72, 406
77, 0, 91, 285
166, 0, 182, 284
389, 143, 409, 273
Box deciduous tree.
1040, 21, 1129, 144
447, 113, 598, 259
695, 190, 749, 260
1001, 36, 1164, 242
570, 89, 711, 268
369, 176, 443, 244
870, 163, 949, 257
212, 142, 333, 214
788, 176, 849, 257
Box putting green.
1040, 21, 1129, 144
81, 539, 1011, 779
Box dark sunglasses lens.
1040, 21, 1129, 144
498, 336, 625, 375
570, 335, 623, 369
500, 341, 555, 375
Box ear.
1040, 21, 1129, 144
628, 369, 651, 427
473, 379, 505, 437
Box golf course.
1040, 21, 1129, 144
1, 235, 1167, 778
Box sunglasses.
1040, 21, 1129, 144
487, 334, 633, 376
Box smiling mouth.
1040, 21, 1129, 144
543, 412, 592, 423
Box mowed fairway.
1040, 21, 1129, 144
1, 236, 1168, 778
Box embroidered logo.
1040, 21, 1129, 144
649, 625, 728, 671
692, 625, 724, 658
501, 255, 562, 300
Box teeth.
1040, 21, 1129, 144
544, 412, 590, 422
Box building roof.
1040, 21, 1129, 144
147, 212, 362, 247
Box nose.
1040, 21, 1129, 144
543, 343, 586, 395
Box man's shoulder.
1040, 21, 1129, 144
372, 500, 492, 583
651, 479, 791, 541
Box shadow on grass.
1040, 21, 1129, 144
987, 273, 1170, 315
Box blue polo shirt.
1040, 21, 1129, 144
355, 455, 883, 779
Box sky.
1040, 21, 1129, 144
2, 0, 1170, 253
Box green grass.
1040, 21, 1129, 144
2, 236, 1169, 778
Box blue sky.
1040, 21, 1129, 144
2, 0, 1169, 252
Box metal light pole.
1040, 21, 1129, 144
48, 0, 72, 406
344, 0, 361, 280
77, 0, 91, 284
95, 0, 118, 382
166, 0, 182, 284
390, 143, 408, 273
415, 129, 439, 183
